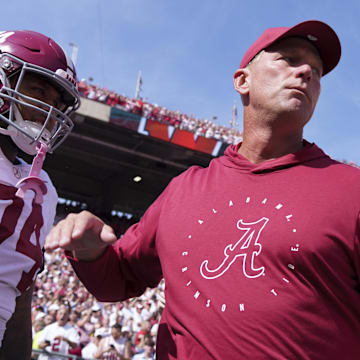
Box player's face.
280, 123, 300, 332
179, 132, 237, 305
10, 72, 66, 133
245, 37, 322, 129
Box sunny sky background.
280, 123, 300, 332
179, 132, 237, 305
3, 0, 360, 162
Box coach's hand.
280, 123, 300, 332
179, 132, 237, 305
45, 211, 117, 261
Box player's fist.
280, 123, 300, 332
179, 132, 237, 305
45, 211, 117, 260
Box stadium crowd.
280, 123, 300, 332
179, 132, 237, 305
77, 79, 243, 146
31, 247, 163, 359
31, 202, 161, 360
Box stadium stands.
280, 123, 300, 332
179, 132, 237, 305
32, 248, 163, 359
78, 79, 243, 146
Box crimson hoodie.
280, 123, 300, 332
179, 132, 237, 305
68, 142, 360, 359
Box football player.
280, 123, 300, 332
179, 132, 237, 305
0, 30, 80, 359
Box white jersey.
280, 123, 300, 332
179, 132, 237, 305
38, 322, 80, 360
0, 149, 57, 345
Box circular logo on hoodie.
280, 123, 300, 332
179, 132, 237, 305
179, 194, 300, 314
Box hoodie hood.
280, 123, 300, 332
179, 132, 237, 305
220, 140, 330, 174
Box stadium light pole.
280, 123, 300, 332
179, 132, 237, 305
69, 42, 79, 66
135, 70, 142, 99
229, 103, 239, 128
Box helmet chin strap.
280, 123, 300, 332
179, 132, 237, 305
15, 143, 48, 204
0, 103, 49, 203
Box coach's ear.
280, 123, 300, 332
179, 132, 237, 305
233, 68, 250, 96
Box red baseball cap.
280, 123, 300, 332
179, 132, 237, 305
240, 20, 341, 76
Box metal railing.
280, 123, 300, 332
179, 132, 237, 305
32, 348, 95, 360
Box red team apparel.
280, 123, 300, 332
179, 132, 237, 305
0, 148, 57, 345
69, 142, 360, 359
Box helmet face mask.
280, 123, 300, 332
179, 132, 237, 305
0, 30, 80, 155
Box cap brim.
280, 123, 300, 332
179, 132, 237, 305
271, 20, 341, 76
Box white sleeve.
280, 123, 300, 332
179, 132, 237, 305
37, 325, 49, 343
67, 327, 80, 345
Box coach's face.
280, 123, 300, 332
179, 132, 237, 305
235, 37, 323, 131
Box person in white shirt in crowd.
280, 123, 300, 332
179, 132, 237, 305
139, 302, 152, 321
95, 314, 112, 338
118, 301, 134, 323
38, 304, 80, 360
109, 309, 125, 328
47, 302, 60, 318
94, 323, 132, 359
130, 303, 146, 333
81, 330, 103, 360
132, 336, 155, 360
90, 303, 103, 324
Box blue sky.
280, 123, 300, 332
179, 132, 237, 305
4, 0, 360, 162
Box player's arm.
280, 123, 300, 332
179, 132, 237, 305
0, 282, 34, 360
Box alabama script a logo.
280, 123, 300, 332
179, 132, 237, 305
200, 217, 269, 279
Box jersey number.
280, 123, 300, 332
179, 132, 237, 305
52, 337, 61, 352
0, 185, 44, 292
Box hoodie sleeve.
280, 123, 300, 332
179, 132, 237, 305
353, 211, 360, 284
66, 182, 171, 302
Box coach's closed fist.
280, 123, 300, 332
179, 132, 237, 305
45, 211, 117, 261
